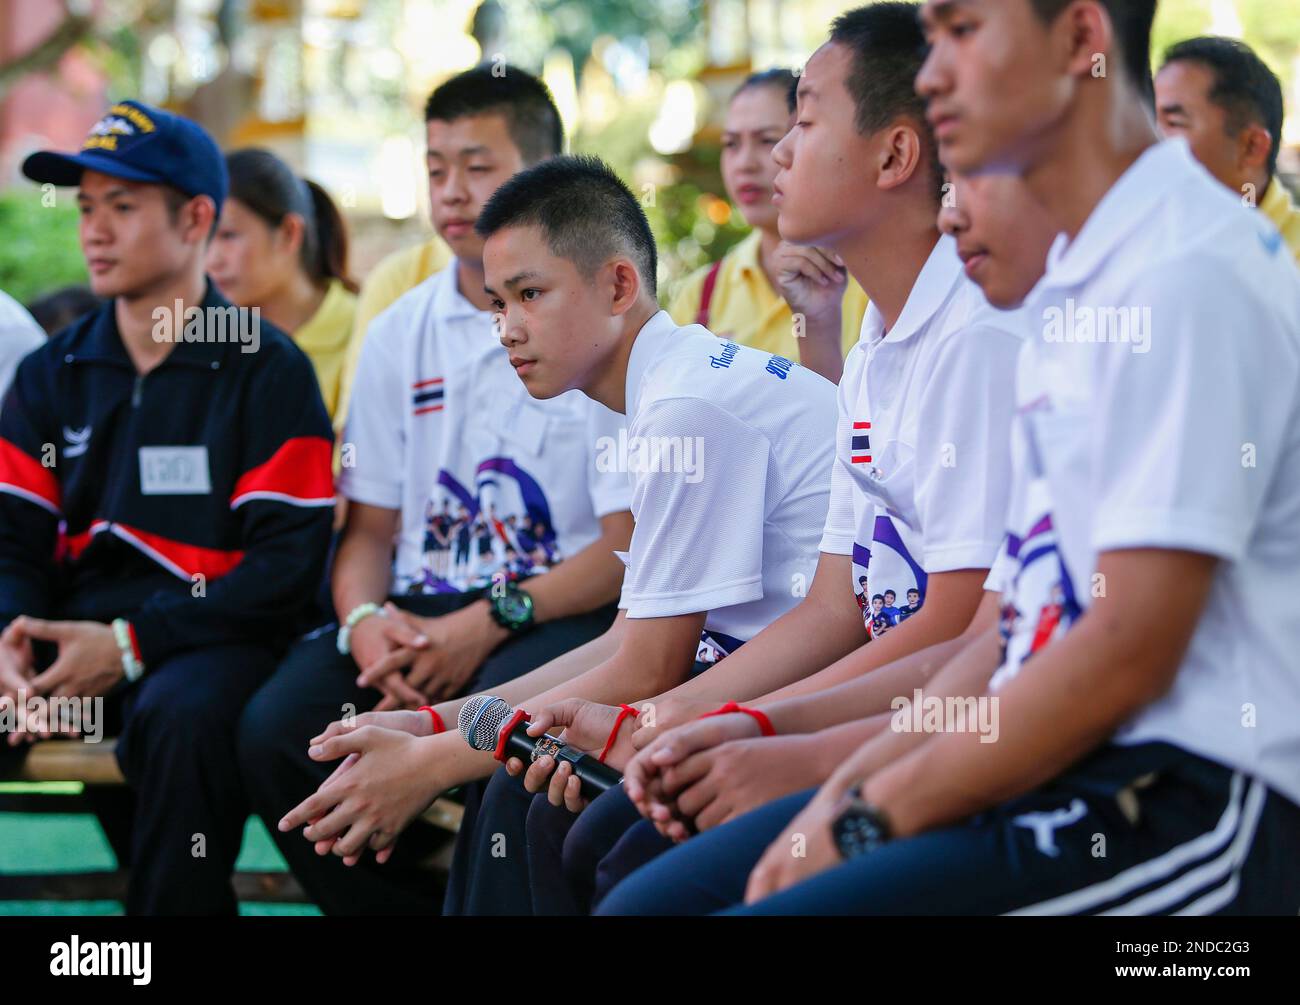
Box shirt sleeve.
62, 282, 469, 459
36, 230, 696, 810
982, 536, 1014, 593
817, 454, 856, 557
585, 400, 633, 518
620, 396, 771, 619
0, 297, 45, 399
913, 323, 1023, 572
129, 342, 336, 664
337, 309, 407, 510
1089, 259, 1299, 560
818, 348, 862, 555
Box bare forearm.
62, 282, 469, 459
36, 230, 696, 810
794, 715, 893, 781
331, 530, 393, 622
523, 645, 692, 717
760, 572, 987, 703
794, 310, 846, 384
762, 630, 977, 733
411, 726, 502, 791
525, 514, 632, 624
658, 577, 865, 706
432, 617, 624, 724
821, 625, 1003, 791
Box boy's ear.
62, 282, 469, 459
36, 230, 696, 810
876, 122, 923, 193
607, 257, 642, 317
1061, 0, 1112, 81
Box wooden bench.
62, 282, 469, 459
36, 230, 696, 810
0, 733, 465, 904
3, 737, 463, 830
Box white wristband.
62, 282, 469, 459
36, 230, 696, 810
111, 618, 145, 683
337, 602, 386, 656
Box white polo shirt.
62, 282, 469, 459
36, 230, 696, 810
989, 139, 1300, 807
617, 309, 836, 644
340, 263, 631, 595
0, 290, 43, 399
819, 235, 1024, 637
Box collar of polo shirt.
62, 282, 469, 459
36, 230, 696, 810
862, 233, 964, 346
436, 260, 493, 329
624, 309, 679, 417
1040, 140, 1192, 292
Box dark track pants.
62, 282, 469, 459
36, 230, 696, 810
595, 742, 1300, 916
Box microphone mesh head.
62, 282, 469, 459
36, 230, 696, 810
458, 695, 512, 751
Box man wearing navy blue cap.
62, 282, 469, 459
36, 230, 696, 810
0, 101, 335, 914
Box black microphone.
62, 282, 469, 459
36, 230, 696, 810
458, 695, 622, 798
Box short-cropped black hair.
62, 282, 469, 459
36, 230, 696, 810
424, 64, 563, 165
475, 155, 657, 296
829, 3, 942, 202
1030, 0, 1157, 104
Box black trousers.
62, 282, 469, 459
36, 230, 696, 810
2, 573, 283, 915
112, 643, 279, 914
237, 595, 618, 915
447, 660, 712, 915
526, 784, 652, 915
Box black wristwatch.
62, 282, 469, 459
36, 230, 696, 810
830, 785, 893, 860
487, 581, 536, 634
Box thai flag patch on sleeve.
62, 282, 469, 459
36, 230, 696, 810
412, 377, 445, 415
851, 421, 871, 464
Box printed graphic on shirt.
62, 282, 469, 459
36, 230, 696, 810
852, 514, 927, 640
707, 341, 741, 370
406, 457, 560, 594
989, 404, 1083, 690
992, 510, 1082, 685
411, 376, 445, 416
850, 421, 872, 465
764, 354, 796, 380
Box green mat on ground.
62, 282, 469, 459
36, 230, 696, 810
0, 800, 321, 915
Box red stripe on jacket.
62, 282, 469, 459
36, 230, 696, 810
0, 437, 60, 514
58, 519, 245, 581
230, 436, 334, 509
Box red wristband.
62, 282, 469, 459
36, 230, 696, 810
597, 704, 640, 763
417, 705, 446, 735
699, 701, 776, 737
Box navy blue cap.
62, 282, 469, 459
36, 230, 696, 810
22, 100, 227, 213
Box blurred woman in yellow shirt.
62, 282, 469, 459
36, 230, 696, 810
208, 148, 359, 429
669, 69, 868, 382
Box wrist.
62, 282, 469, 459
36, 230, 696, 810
862, 761, 919, 840
337, 600, 386, 656
475, 599, 512, 648
110, 619, 145, 683
699, 701, 775, 737
792, 305, 842, 335
484, 581, 536, 636
830, 783, 894, 861
416, 705, 448, 736
598, 704, 639, 763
